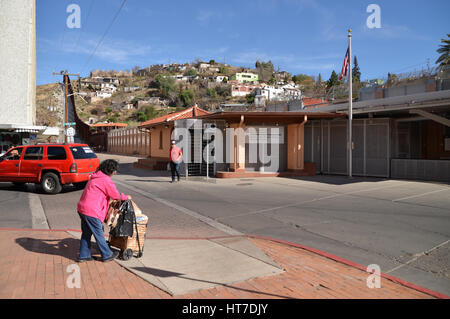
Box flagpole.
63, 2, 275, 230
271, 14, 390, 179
348, 29, 353, 178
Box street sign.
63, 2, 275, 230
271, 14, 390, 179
64, 122, 76, 126
66, 127, 75, 137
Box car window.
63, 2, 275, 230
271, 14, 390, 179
47, 146, 67, 160
2, 148, 23, 161
23, 147, 43, 161
70, 146, 97, 159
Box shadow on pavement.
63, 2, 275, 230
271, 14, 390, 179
0, 183, 84, 195
282, 175, 389, 185
15, 237, 81, 262
132, 266, 294, 299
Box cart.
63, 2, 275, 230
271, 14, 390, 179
108, 213, 148, 261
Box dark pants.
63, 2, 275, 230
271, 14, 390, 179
170, 162, 181, 182
78, 212, 114, 260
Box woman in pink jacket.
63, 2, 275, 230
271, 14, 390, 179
77, 159, 131, 262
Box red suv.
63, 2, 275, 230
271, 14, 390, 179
0, 144, 100, 194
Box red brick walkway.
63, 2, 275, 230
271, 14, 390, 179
0, 229, 441, 299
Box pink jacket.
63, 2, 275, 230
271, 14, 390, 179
77, 171, 128, 221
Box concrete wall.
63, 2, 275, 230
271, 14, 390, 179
108, 127, 150, 156
0, 0, 36, 126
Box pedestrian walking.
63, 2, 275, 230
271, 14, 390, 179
170, 140, 183, 183
76, 159, 131, 262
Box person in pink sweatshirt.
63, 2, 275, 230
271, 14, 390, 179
77, 159, 131, 262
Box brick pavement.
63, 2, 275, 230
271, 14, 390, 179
0, 229, 443, 299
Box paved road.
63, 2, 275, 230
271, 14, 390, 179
0, 153, 449, 296
0, 183, 33, 229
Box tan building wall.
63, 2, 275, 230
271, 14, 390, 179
0, 0, 36, 126
150, 126, 172, 159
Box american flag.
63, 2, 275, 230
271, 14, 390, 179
339, 48, 350, 81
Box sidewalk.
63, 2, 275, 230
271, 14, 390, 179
0, 228, 444, 299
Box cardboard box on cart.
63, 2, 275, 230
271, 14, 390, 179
107, 200, 148, 259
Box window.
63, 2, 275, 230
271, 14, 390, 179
23, 147, 43, 160
2, 148, 23, 161
70, 146, 97, 159
47, 147, 67, 160
159, 131, 163, 150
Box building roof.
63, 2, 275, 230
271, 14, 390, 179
195, 111, 345, 125
91, 123, 128, 128
303, 97, 328, 107
139, 105, 211, 128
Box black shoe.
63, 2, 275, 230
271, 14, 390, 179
77, 257, 94, 263
102, 251, 119, 263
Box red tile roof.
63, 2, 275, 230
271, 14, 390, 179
303, 97, 328, 108
139, 105, 211, 128
91, 123, 128, 127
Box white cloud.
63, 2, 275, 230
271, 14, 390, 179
230, 50, 340, 73
360, 24, 430, 41
39, 33, 152, 65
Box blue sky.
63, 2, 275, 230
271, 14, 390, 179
37, 0, 450, 85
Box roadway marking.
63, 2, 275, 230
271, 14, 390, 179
115, 180, 243, 236
386, 239, 450, 274
28, 193, 49, 230
392, 188, 450, 202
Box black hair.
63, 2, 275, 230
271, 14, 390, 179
97, 159, 119, 176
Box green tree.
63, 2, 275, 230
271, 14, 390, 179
326, 70, 339, 89
105, 107, 113, 114
136, 111, 147, 122
352, 56, 361, 82
209, 59, 216, 65
184, 69, 198, 77
219, 66, 227, 74
268, 76, 276, 85
292, 74, 312, 85
207, 88, 217, 98
246, 93, 255, 104
180, 90, 195, 107
436, 34, 450, 69
155, 74, 177, 98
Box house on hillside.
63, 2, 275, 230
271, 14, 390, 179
230, 72, 259, 84
231, 82, 261, 97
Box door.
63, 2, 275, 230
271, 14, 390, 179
20, 146, 44, 182
0, 147, 24, 182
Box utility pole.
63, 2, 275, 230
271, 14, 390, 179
53, 71, 80, 143
348, 29, 353, 178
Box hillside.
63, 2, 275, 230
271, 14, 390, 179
36, 60, 312, 127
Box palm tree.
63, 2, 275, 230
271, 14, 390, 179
436, 34, 450, 69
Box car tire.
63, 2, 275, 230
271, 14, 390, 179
41, 172, 62, 194
73, 181, 88, 190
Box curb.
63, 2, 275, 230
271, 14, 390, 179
245, 234, 450, 300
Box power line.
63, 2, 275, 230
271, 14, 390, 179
80, 0, 127, 75
73, 0, 95, 52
